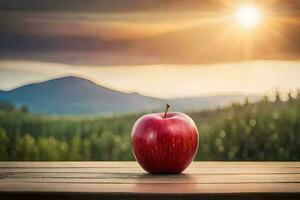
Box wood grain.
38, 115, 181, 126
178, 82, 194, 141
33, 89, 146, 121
0, 162, 299, 200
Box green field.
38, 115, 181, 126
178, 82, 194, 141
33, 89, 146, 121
0, 95, 299, 161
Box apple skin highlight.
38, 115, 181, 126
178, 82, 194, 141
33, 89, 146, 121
131, 110, 199, 174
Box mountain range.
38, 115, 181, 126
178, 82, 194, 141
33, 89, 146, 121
0, 76, 261, 115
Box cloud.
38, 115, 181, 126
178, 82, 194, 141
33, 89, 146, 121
1, 0, 300, 66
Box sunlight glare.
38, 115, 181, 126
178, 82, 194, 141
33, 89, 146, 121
235, 5, 261, 29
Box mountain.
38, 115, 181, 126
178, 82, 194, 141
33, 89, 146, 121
170, 95, 262, 112
0, 76, 261, 115
0, 76, 164, 115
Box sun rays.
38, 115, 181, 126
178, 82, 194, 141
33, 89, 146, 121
235, 5, 261, 29
183, 0, 298, 61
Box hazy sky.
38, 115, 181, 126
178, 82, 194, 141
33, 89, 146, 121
1, 0, 300, 66
1, 60, 299, 98
1, 0, 300, 98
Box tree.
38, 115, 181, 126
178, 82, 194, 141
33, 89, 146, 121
296, 89, 300, 100
261, 95, 269, 103
15, 134, 38, 161
20, 105, 29, 113
0, 128, 9, 160
287, 91, 294, 102
275, 91, 282, 103
244, 97, 250, 105
69, 134, 81, 160
0, 101, 15, 112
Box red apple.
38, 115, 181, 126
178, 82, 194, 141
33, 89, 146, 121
131, 104, 199, 174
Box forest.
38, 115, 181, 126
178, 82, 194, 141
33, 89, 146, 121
0, 92, 299, 161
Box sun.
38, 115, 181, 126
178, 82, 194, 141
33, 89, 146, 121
235, 5, 261, 29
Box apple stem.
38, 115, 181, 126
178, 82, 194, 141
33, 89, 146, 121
163, 104, 170, 119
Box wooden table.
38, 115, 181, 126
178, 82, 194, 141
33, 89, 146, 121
0, 162, 299, 200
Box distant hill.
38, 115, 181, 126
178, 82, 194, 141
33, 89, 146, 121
0, 76, 164, 115
170, 95, 261, 112
0, 76, 261, 115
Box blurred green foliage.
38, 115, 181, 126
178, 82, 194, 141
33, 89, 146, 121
0, 94, 299, 161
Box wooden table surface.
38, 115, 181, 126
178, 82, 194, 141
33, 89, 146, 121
0, 162, 299, 200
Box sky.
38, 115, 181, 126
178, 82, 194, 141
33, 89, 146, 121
1, 60, 300, 98
0, 0, 300, 98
